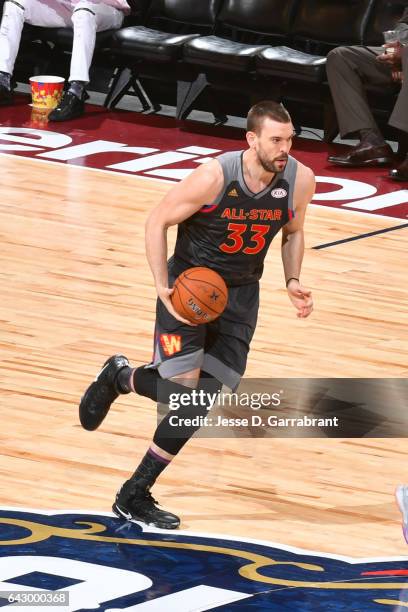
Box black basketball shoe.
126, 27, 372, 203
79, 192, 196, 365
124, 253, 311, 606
79, 355, 130, 431
113, 480, 180, 530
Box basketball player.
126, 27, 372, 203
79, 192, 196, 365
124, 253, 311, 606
0, 0, 130, 120
79, 101, 315, 529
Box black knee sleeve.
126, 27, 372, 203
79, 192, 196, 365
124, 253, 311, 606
153, 372, 223, 456
132, 366, 159, 401
133, 366, 222, 455
133, 366, 192, 403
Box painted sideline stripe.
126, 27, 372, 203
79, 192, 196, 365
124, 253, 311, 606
313, 223, 408, 249
0, 152, 405, 222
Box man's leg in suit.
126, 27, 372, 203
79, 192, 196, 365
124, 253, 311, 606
389, 46, 408, 135
389, 46, 408, 180
326, 45, 393, 139
326, 45, 396, 166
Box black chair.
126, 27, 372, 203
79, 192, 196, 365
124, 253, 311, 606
257, 0, 375, 84
256, 0, 375, 141
105, 0, 223, 112
177, 0, 299, 119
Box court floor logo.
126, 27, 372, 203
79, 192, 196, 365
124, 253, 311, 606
0, 508, 407, 611
0, 125, 407, 218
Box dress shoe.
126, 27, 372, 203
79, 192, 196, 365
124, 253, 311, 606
48, 90, 89, 122
389, 156, 408, 181
327, 142, 394, 167
0, 83, 13, 106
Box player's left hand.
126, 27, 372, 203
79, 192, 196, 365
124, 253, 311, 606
286, 280, 313, 318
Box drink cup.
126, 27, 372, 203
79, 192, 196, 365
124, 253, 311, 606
383, 30, 398, 54
397, 30, 408, 46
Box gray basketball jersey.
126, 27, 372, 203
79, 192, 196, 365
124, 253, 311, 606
172, 150, 298, 286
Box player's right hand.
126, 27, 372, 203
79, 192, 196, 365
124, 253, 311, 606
157, 286, 197, 326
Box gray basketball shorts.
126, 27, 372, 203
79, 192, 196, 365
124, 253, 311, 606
149, 281, 260, 390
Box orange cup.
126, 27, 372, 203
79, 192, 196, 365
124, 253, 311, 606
29, 75, 65, 110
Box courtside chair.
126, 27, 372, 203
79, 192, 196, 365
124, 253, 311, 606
176, 0, 300, 120
104, 0, 223, 114
256, 0, 375, 142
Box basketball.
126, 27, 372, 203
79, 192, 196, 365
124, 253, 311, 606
171, 267, 228, 324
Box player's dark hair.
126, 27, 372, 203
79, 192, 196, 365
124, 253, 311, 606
247, 101, 292, 134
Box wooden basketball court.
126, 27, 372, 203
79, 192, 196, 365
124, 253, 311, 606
0, 150, 407, 559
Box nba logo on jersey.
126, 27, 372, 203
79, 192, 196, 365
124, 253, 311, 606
271, 188, 288, 198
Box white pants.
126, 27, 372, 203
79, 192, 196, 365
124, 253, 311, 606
0, 0, 124, 82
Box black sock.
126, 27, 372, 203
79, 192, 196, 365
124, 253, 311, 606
68, 80, 86, 99
0, 71, 11, 90
130, 449, 171, 490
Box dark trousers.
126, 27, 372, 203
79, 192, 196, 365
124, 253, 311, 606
326, 45, 408, 138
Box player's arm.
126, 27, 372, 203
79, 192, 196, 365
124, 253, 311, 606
145, 159, 224, 324
281, 164, 315, 318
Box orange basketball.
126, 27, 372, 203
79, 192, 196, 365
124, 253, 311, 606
171, 267, 228, 324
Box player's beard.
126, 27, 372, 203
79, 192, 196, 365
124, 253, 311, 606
257, 148, 288, 173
